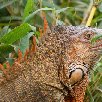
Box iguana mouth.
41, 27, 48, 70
92, 39, 102, 50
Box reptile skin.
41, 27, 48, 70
0, 25, 102, 102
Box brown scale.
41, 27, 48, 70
0, 25, 102, 102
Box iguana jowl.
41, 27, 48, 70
0, 25, 102, 102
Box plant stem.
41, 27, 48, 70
86, 5, 96, 26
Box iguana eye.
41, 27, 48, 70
87, 33, 91, 38
84, 31, 94, 40
85, 33, 91, 40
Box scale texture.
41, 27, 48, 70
0, 25, 102, 102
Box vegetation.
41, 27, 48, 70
0, 0, 102, 101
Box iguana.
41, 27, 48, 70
0, 25, 102, 102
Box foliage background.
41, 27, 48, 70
0, 0, 102, 102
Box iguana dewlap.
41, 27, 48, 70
0, 26, 102, 102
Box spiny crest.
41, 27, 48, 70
39, 12, 49, 36
0, 14, 49, 85
0, 48, 35, 84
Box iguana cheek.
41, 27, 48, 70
72, 43, 90, 58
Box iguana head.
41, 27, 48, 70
58, 26, 102, 90
67, 26, 102, 67
63, 26, 102, 101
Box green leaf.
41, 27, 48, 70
86, 87, 94, 102
24, 7, 54, 23
56, 7, 70, 14
23, 0, 34, 21
18, 25, 36, 54
98, 2, 102, 12
91, 34, 102, 43
0, 0, 17, 9
0, 23, 31, 44
6, 58, 14, 66
96, 62, 102, 67
96, 88, 102, 96
56, 20, 64, 25
0, 26, 9, 38
35, 31, 40, 38
0, 16, 22, 22
0, 44, 14, 55
19, 32, 34, 54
